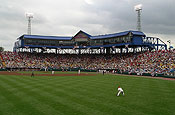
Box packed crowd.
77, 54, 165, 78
0, 61, 2, 69
118, 50, 175, 75
0, 50, 175, 75
0, 51, 121, 70
0, 54, 4, 69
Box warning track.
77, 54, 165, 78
0, 71, 96, 76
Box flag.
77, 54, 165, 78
112, 46, 115, 51
125, 44, 129, 48
57, 48, 61, 50
42, 47, 47, 50
73, 46, 79, 50
25, 46, 29, 49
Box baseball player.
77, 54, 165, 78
31, 71, 34, 77
117, 86, 124, 96
52, 70, 55, 75
78, 69, 80, 74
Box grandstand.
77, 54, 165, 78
0, 30, 174, 77
13, 30, 167, 54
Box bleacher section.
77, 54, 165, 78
1, 29, 171, 78
0, 50, 175, 77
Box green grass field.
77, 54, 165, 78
0, 72, 174, 115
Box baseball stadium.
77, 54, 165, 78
0, 29, 175, 115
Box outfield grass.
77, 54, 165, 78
0, 72, 174, 115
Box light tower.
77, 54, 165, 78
167, 40, 171, 50
25, 13, 34, 35
134, 4, 142, 31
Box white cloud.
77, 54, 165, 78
0, 0, 174, 51
84, 0, 94, 5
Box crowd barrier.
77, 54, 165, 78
40, 68, 97, 72
116, 71, 175, 79
0, 68, 174, 79
0, 68, 6, 71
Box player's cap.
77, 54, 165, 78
118, 86, 120, 88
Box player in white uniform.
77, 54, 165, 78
78, 69, 80, 74
52, 70, 55, 75
117, 86, 124, 96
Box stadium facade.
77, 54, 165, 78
13, 30, 167, 54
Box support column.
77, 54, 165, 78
55, 49, 58, 54
120, 48, 123, 58
157, 38, 159, 50
106, 47, 110, 54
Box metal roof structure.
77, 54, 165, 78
14, 30, 167, 53
73, 30, 91, 38
18, 30, 145, 40
19, 35, 72, 40
90, 30, 145, 39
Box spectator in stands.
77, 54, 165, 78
0, 49, 174, 77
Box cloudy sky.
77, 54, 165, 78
0, 0, 174, 51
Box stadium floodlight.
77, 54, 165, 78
134, 4, 142, 11
25, 12, 34, 35
134, 4, 142, 31
167, 40, 171, 49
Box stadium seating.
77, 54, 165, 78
0, 49, 175, 76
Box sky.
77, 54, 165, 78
0, 0, 174, 51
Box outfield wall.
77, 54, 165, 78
1, 68, 175, 79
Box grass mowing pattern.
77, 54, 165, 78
0, 73, 174, 115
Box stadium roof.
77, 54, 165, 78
19, 35, 72, 40
90, 30, 145, 39
73, 30, 91, 38
18, 30, 145, 40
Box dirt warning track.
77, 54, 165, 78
0, 71, 96, 76
0, 71, 174, 81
